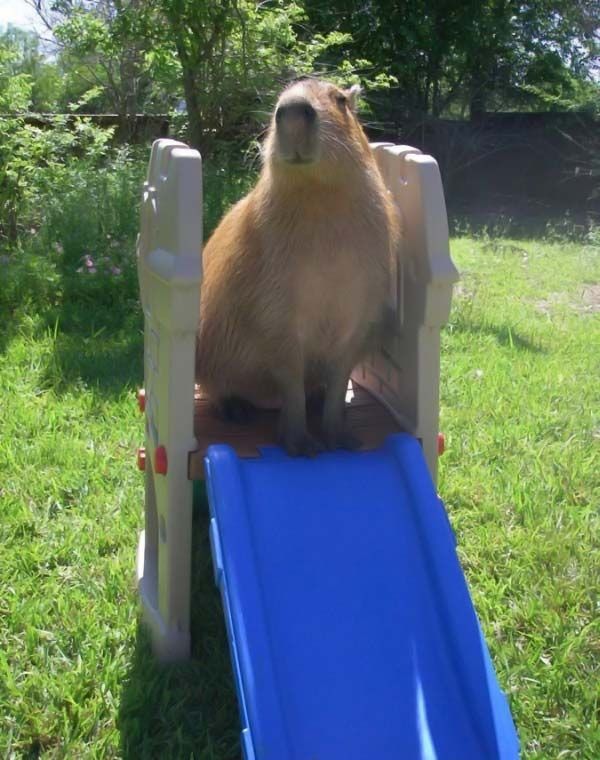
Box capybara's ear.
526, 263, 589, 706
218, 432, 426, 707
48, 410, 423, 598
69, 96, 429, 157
345, 84, 362, 112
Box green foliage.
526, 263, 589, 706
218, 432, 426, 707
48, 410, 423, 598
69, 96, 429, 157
0, 17, 142, 245
156, 0, 381, 150
0, 26, 61, 111
304, 0, 600, 120
0, 41, 35, 240
0, 30, 144, 331
15, 0, 597, 144
26, 0, 391, 151
0, 36, 33, 111
0, 149, 144, 338
0, 109, 115, 243
46, 0, 175, 116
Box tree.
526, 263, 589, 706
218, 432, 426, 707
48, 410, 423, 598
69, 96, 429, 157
21, 0, 598, 148
304, 0, 600, 123
0, 26, 61, 110
462, 0, 600, 119
157, 0, 356, 152
29, 0, 358, 150
31, 0, 167, 131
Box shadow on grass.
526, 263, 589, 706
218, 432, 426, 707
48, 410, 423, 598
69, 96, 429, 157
0, 317, 19, 356
118, 496, 241, 760
451, 317, 545, 353
43, 321, 144, 397
41, 266, 145, 388
448, 207, 598, 241
0, 260, 147, 399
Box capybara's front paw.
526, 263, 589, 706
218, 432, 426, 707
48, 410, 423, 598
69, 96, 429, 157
280, 429, 324, 458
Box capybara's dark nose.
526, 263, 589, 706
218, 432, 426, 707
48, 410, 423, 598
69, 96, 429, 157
275, 99, 317, 126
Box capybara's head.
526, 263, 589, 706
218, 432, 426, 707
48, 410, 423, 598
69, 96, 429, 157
263, 77, 370, 178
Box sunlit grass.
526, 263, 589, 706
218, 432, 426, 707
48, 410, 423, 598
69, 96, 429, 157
0, 234, 598, 758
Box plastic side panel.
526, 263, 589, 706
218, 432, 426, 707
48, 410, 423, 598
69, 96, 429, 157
136, 138, 202, 661
372, 143, 423, 318
376, 147, 458, 328
355, 145, 459, 483
401, 153, 458, 326
137, 139, 202, 449
205, 462, 252, 757
384, 436, 509, 753
477, 620, 522, 760
138, 142, 203, 297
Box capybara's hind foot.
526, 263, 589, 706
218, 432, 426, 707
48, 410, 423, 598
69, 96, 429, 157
218, 395, 257, 424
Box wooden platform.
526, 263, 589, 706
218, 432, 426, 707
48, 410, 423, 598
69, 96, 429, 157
188, 380, 404, 479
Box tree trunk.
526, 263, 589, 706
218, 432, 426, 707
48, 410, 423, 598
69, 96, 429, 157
169, 13, 205, 151
179, 59, 204, 151
469, 65, 487, 122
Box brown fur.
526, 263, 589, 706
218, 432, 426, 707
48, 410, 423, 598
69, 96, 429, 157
196, 78, 400, 455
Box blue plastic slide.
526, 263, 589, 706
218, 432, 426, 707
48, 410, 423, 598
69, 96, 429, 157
205, 434, 520, 760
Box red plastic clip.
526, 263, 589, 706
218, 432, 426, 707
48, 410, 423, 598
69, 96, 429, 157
154, 445, 168, 475
137, 447, 146, 471
437, 433, 446, 456
137, 388, 146, 413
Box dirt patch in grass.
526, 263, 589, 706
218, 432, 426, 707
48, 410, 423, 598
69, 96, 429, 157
579, 284, 600, 314
534, 292, 567, 316
533, 284, 600, 315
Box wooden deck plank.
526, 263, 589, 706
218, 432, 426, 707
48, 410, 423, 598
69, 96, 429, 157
188, 380, 403, 479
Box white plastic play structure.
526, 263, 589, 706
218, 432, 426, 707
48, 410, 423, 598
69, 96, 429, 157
136, 138, 459, 662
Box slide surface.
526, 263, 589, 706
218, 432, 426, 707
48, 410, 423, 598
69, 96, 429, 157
205, 434, 519, 760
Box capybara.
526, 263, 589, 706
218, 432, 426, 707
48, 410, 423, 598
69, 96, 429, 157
196, 77, 400, 455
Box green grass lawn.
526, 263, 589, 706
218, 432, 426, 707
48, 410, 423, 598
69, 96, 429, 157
1, 233, 598, 759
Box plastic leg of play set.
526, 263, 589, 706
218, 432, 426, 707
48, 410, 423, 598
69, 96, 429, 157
205, 434, 520, 760
136, 139, 203, 661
